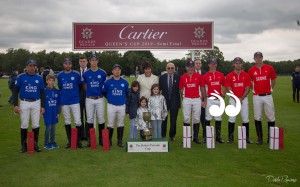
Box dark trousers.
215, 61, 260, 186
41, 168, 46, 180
161, 108, 179, 138
292, 84, 300, 102
79, 101, 88, 139
8, 89, 13, 104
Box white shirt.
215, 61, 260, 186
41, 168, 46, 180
137, 74, 159, 99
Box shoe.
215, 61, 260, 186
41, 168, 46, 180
44, 143, 53, 150
193, 138, 201, 144
51, 143, 59, 149
77, 142, 84, 148
170, 137, 175, 141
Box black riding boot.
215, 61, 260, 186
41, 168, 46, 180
242, 123, 252, 144
117, 127, 124, 147
86, 123, 93, 147
267, 121, 275, 144
65, 125, 71, 148
76, 126, 83, 148
202, 120, 207, 141
227, 122, 235, 144
33, 128, 42, 152
215, 121, 224, 143
108, 127, 114, 146
20, 128, 27, 153
203, 120, 210, 143
193, 123, 201, 144
255, 120, 263, 145
98, 123, 105, 146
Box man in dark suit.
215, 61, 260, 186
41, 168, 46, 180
78, 56, 88, 140
159, 63, 181, 141
195, 59, 207, 143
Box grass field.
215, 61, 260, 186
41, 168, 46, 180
0, 76, 299, 187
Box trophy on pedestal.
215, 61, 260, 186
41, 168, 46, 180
143, 112, 152, 141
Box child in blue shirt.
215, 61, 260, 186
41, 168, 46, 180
43, 75, 60, 149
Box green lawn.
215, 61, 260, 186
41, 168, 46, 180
0, 76, 299, 187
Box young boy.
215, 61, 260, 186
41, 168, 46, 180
43, 74, 61, 149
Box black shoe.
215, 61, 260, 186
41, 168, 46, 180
65, 143, 71, 148
246, 138, 252, 144
256, 138, 263, 145
117, 140, 124, 147
216, 138, 225, 143
77, 142, 84, 148
193, 138, 201, 144
169, 137, 175, 141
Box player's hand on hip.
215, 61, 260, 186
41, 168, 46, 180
13, 106, 20, 114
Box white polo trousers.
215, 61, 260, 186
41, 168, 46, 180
182, 98, 202, 124
61, 103, 82, 126
20, 100, 41, 129
228, 97, 249, 123
107, 103, 126, 128
253, 95, 275, 122
85, 98, 105, 124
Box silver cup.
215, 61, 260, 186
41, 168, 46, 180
143, 112, 152, 141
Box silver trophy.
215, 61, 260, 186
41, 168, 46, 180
143, 112, 152, 141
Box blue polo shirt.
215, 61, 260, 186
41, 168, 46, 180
43, 87, 60, 126
15, 73, 44, 100
83, 68, 107, 97
57, 70, 81, 105
103, 77, 129, 105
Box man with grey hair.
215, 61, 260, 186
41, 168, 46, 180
159, 63, 181, 141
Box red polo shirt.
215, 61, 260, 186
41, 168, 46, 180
203, 71, 225, 97
225, 70, 252, 98
179, 72, 204, 98
248, 64, 277, 95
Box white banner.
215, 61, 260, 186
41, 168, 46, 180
127, 141, 169, 152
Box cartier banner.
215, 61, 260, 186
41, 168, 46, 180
73, 22, 213, 50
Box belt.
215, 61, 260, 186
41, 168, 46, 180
87, 96, 103, 99
21, 99, 39, 102
258, 93, 271, 96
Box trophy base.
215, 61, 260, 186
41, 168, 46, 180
143, 135, 152, 141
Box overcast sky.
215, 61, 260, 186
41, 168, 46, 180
0, 0, 299, 62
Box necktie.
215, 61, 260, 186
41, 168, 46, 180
168, 74, 173, 99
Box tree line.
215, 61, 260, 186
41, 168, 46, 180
0, 47, 299, 76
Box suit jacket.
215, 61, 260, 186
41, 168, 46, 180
77, 68, 88, 104
195, 69, 207, 75
159, 73, 181, 110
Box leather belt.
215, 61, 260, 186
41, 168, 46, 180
258, 93, 271, 96
21, 99, 39, 102
87, 96, 103, 99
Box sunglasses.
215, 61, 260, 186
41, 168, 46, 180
167, 67, 175, 69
